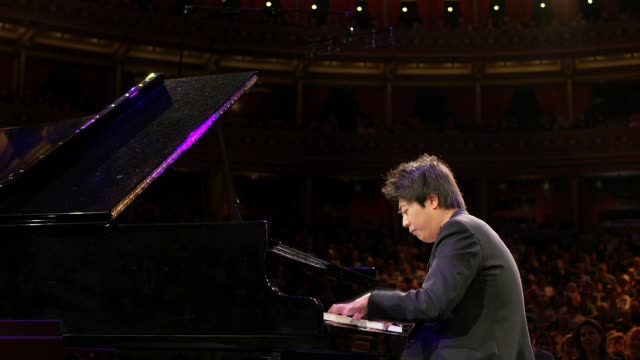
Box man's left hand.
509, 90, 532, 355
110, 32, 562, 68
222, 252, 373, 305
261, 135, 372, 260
327, 292, 370, 320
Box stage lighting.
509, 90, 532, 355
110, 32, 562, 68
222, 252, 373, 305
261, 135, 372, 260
176, 0, 193, 14
399, 1, 420, 29
444, 0, 460, 28
310, 0, 328, 25
354, 0, 372, 29
490, 0, 505, 28
580, 0, 603, 22
263, 0, 283, 23
533, 0, 552, 25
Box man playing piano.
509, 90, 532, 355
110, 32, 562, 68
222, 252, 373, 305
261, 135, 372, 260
328, 154, 535, 359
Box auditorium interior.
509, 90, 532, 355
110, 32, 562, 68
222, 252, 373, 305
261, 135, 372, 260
1, 0, 640, 359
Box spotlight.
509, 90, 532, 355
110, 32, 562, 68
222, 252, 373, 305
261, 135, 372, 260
355, 1, 372, 28
310, 0, 328, 25
399, 2, 420, 28
581, 0, 603, 22
490, 0, 506, 28
533, 0, 552, 25
263, 0, 284, 23
444, 1, 460, 28
344, 26, 354, 42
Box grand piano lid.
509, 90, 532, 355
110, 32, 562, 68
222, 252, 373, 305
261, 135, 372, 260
0, 71, 258, 225
0, 73, 163, 191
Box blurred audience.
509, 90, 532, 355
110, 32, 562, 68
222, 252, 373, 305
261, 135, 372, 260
302, 221, 640, 360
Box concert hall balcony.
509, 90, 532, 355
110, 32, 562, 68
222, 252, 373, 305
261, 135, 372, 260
0, 0, 639, 227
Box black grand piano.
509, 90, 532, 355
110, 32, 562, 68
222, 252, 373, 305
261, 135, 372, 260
0, 72, 409, 359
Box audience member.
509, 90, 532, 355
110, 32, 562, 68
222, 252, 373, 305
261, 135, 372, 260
574, 319, 610, 360
626, 327, 640, 360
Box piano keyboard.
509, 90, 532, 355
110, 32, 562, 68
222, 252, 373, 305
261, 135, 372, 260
323, 313, 410, 335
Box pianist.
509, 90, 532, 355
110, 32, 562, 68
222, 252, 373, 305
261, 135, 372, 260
328, 154, 535, 359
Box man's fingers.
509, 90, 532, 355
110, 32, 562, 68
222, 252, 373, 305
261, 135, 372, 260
328, 304, 348, 315
328, 301, 366, 318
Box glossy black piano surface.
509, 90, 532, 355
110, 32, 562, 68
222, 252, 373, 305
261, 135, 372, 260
0, 72, 407, 359
0, 73, 163, 199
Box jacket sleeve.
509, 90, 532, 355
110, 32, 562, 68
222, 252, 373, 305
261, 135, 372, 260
367, 221, 481, 322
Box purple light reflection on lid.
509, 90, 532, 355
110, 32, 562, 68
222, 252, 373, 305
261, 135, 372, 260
110, 75, 257, 219
79, 118, 97, 130
129, 91, 139, 98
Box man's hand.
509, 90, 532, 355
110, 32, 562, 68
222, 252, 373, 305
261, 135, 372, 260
327, 292, 370, 320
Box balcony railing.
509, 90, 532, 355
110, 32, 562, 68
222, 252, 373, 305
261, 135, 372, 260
182, 125, 640, 177
2, 0, 640, 60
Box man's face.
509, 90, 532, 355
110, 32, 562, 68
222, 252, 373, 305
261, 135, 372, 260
398, 198, 440, 243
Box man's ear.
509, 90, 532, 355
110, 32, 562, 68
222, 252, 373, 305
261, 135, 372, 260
426, 194, 440, 209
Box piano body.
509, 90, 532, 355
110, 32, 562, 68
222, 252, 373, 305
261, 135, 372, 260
0, 72, 408, 359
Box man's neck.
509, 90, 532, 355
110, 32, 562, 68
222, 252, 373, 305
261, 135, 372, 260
439, 208, 460, 228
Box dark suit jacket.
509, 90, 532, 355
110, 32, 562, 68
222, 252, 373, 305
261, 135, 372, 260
368, 210, 534, 359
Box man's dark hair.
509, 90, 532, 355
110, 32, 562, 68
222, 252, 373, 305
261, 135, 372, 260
382, 154, 466, 210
